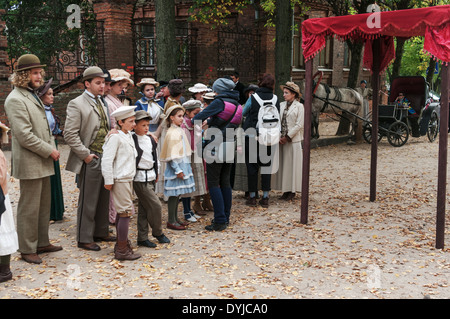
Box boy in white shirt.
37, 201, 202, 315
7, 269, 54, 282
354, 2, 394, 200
132, 111, 170, 248
102, 105, 141, 260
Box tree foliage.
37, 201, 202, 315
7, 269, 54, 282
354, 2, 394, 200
188, 0, 307, 28
187, 0, 253, 27
1, 0, 97, 66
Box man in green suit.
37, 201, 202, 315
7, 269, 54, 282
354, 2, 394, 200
4, 54, 62, 264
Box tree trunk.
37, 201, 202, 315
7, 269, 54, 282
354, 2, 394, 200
336, 40, 363, 136
426, 57, 436, 88
155, 0, 178, 81
346, 41, 363, 89
274, 0, 292, 98
390, 37, 407, 81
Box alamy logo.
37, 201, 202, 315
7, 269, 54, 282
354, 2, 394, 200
66, 4, 81, 29
367, 264, 382, 289
366, 3, 381, 29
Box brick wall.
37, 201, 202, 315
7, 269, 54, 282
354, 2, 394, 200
93, 0, 135, 71
0, 9, 12, 148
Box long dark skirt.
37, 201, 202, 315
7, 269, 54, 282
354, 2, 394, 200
50, 140, 64, 221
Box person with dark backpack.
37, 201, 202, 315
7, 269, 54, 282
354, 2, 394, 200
242, 74, 280, 208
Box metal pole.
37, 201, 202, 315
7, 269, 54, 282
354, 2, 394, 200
301, 59, 313, 224
370, 38, 381, 202
436, 63, 449, 249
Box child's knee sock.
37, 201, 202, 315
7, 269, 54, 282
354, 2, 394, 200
168, 196, 179, 224
116, 216, 130, 242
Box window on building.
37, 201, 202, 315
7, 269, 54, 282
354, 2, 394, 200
293, 18, 305, 69
318, 37, 332, 69
134, 21, 155, 67
343, 41, 351, 68
133, 19, 193, 69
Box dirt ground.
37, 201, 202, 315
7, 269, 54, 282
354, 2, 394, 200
0, 120, 449, 301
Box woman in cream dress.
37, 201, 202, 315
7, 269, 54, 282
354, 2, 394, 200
272, 82, 304, 201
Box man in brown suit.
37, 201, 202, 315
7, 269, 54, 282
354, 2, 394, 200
64, 66, 114, 251
4, 54, 62, 264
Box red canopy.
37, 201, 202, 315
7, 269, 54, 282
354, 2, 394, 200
299, 5, 450, 249
302, 5, 450, 72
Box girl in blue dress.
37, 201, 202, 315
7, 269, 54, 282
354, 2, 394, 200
159, 105, 196, 230
134, 78, 165, 132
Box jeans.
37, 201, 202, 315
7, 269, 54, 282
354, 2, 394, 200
206, 162, 232, 224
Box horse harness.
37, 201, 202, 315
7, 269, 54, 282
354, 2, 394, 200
312, 82, 360, 114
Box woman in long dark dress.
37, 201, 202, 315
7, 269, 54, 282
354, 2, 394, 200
37, 79, 64, 221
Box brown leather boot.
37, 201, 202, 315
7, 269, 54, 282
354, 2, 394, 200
114, 240, 141, 261
0, 264, 12, 283
202, 193, 214, 211
192, 196, 206, 215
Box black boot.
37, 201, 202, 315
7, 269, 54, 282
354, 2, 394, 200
205, 221, 227, 231
0, 264, 12, 283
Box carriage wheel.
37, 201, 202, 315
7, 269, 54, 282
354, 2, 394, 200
362, 122, 382, 144
387, 121, 409, 147
427, 111, 439, 143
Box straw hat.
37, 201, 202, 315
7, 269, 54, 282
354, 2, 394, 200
137, 78, 159, 88
188, 83, 211, 93
82, 66, 108, 82
15, 54, 46, 72
109, 68, 134, 86
280, 81, 301, 97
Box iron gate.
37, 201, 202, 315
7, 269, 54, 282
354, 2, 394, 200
2, 12, 105, 87
217, 23, 261, 83
132, 18, 198, 81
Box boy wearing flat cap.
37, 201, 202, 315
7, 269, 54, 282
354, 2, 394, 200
102, 105, 141, 261
132, 110, 170, 248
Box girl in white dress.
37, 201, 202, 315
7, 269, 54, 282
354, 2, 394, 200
0, 123, 19, 283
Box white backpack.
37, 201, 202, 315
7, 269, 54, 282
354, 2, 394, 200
253, 93, 280, 146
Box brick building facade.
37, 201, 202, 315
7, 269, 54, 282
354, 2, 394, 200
0, 0, 372, 146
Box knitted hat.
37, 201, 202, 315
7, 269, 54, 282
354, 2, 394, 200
212, 78, 235, 94
168, 79, 185, 96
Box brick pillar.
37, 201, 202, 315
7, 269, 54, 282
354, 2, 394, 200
92, 0, 135, 72
0, 9, 13, 134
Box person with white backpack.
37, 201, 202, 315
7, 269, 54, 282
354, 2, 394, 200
242, 74, 280, 208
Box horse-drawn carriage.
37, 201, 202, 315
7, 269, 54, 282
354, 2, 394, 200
362, 76, 440, 147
